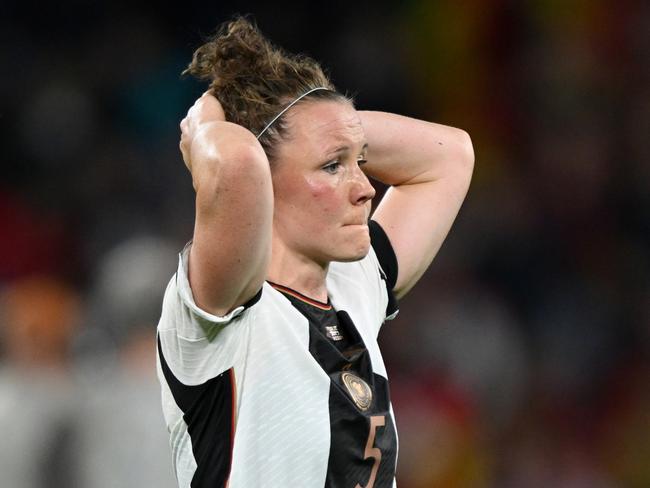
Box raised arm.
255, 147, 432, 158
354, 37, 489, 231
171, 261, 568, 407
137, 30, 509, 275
360, 111, 474, 299
180, 93, 273, 315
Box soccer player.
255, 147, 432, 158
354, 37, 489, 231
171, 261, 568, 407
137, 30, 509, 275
157, 16, 474, 487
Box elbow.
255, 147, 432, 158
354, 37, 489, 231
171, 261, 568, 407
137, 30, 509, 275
225, 138, 268, 172
450, 129, 475, 190
432, 127, 473, 184
456, 129, 475, 170
216, 123, 268, 171
195, 125, 269, 189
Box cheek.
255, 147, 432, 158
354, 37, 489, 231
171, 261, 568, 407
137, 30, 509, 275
304, 177, 340, 215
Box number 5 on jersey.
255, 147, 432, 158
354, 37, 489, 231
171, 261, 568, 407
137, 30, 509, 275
356, 415, 385, 488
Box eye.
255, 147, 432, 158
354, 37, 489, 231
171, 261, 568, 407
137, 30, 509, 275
322, 160, 341, 174
357, 157, 368, 167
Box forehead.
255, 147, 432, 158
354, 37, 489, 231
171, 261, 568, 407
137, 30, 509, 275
284, 100, 365, 155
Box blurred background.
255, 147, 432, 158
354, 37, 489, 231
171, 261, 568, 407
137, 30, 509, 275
1, 0, 648, 486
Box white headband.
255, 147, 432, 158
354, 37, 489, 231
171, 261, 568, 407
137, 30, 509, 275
256, 87, 330, 139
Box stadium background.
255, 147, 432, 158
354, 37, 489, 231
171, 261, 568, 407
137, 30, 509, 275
1, 1, 649, 486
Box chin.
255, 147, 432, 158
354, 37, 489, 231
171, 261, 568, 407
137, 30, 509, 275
320, 226, 371, 263
334, 241, 371, 263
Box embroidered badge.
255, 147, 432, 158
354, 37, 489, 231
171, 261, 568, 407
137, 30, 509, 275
341, 372, 372, 411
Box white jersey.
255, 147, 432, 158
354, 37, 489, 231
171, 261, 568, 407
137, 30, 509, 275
157, 221, 399, 488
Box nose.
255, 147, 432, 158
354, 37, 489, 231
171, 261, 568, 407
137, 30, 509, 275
350, 166, 376, 205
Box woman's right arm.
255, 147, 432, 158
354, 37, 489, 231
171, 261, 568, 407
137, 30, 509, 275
180, 93, 273, 316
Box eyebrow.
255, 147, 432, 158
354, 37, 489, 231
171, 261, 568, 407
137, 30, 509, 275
324, 142, 369, 157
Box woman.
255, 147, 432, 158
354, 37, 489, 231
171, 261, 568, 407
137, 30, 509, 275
157, 16, 474, 488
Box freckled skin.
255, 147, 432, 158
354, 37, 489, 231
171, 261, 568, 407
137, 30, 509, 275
271, 100, 376, 267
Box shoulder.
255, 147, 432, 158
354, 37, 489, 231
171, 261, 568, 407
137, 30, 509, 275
158, 242, 262, 341
328, 222, 399, 329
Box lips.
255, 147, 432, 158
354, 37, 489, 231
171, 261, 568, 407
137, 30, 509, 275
343, 214, 369, 226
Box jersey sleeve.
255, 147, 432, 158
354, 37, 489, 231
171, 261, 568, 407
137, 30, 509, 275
369, 220, 399, 321
161, 241, 261, 342
157, 242, 262, 387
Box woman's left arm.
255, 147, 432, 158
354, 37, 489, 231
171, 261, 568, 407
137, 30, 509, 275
360, 111, 474, 299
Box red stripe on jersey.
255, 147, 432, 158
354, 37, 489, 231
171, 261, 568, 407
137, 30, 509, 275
268, 281, 332, 310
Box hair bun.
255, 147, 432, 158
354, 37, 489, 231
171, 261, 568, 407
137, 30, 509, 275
183, 16, 342, 160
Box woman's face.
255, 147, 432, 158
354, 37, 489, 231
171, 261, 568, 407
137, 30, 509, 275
271, 100, 376, 265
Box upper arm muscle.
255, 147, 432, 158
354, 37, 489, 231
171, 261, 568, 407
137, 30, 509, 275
372, 153, 473, 299
188, 123, 273, 315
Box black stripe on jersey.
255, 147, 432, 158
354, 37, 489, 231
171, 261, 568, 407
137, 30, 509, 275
275, 287, 398, 487
327, 366, 397, 487
323, 312, 397, 488
368, 220, 398, 290
369, 220, 399, 318
157, 337, 234, 488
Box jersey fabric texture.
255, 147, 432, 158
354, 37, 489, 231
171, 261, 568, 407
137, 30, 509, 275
157, 220, 400, 488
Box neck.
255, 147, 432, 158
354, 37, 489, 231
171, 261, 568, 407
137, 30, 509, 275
267, 236, 329, 302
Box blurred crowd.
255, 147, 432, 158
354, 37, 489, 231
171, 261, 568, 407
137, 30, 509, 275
1, 1, 648, 487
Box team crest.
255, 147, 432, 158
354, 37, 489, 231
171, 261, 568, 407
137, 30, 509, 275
341, 372, 372, 411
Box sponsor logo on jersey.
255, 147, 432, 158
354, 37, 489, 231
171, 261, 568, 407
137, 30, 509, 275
341, 372, 372, 411
325, 325, 343, 341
